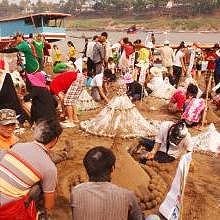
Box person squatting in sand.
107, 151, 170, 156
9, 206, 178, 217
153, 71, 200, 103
138, 120, 193, 163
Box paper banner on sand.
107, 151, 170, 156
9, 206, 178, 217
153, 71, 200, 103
159, 152, 192, 220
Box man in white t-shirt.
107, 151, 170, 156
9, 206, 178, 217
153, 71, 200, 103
91, 69, 112, 103
139, 121, 193, 163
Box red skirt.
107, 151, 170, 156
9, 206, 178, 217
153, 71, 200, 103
0, 195, 37, 220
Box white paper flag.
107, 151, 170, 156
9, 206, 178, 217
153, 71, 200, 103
159, 152, 192, 219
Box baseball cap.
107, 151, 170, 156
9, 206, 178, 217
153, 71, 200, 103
0, 109, 18, 125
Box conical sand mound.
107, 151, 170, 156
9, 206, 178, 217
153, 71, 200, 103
150, 78, 176, 100
80, 94, 159, 138
76, 89, 99, 111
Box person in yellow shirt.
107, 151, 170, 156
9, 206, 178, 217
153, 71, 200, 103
138, 47, 150, 63
67, 41, 76, 63
53, 44, 62, 66
0, 109, 18, 149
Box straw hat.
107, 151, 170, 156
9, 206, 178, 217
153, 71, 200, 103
150, 67, 162, 76
27, 72, 46, 88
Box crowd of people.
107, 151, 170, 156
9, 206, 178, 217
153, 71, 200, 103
0, 30, 220, 219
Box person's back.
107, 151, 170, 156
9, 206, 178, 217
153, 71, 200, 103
71, 182, 140, 220
50, 71, 77, 95
71, 146, 143, 220
160, 45, 173, 67
93, 42, 104, 64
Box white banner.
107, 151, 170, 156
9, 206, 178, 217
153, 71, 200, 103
159, 152, 192, 220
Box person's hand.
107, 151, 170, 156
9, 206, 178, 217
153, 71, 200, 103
145, 151, 155, 160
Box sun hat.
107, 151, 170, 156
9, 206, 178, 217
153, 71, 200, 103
121, 72, 134, 84
150, 67, 162, 76
27, 72, 47, 88
0, 109, 18, 125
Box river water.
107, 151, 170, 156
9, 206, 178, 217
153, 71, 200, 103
56, 30, 220, 55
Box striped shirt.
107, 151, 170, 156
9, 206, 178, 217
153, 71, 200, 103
0, 142, 57, 206
71, 182, 143, 220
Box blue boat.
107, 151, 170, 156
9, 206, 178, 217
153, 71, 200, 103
0, 12, 71, 48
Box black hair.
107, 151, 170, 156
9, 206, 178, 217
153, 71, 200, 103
166, 120, 187, 153
103, 69, 116, 82
108, 57, 114, 62
103, 68, 113, 78
34, 119, 63, 145
93, 35, 98, 41
123, 37, 129, 44
67, 41, 75, 48
175, 41, 185, 55
186, 83, 198, 98
83, 146, 116, 182
101, 32, 108, 38
82, 68, 88, 73
134, 39, 141, 44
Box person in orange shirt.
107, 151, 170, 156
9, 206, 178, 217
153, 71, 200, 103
0, 108, 18, 149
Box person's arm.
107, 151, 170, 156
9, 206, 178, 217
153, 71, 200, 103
44, 192, 56, 212
128, 192, 144, 220
145, 142, 161, 159
42, 165, 57, 214
180, 56, 186, 74
0, 47, 19, 53
98, 86, 109, 103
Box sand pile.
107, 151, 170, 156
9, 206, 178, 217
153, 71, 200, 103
80, 94, 159, 138
76, 88, 99, 111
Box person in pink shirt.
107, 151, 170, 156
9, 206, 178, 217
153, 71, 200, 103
182, 84, 205, 126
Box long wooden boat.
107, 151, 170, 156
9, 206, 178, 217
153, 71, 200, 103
0, 12, 71, 49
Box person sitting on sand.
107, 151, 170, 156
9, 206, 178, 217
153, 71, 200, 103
0, 109, 18, 150
138, 120, 193, 163
181, 84, 205, 127
71, 146, 144, 220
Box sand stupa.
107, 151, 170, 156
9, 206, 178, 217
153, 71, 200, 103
80, 94, 159, 138
192, 123, 220, 154
150, 77, 176, 100
76, 88, 99, 111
